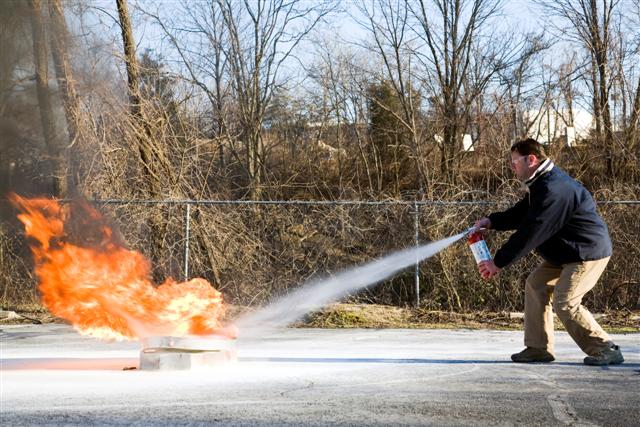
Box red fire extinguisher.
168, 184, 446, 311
468, 229, 492, 264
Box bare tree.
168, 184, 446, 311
619, 4, 640, 174
48, 0, 81, 191
216, 0, 332, 199
116, 0, 170, 197
29, 0, 65, 196
409, 0, 513, 182
355, 0, 429, 194
309, 41, 377, 195
141, 0, 233, 175
142, 0, 331, 199
116, 0, 142, 117
628, 71, 640, 167
0, 4, 30, 114
557, 55, 578, 130
494, 33, 549, 142
536, 0, 623, 175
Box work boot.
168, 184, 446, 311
584, 344, 624, 366
511, 347, 555, 363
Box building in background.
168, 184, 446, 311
524, 108, 594, 147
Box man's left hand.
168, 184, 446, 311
478, 260, 500, 280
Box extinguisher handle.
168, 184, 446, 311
465, 226, 487, 236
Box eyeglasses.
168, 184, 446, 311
510, 155, 527, 166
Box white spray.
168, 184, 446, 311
234, 231, 467, 336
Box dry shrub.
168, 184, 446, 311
589, 202, 640, 309
3, 194, 638, 312
0, 222, 37, 305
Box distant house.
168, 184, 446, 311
462, 134, 474, 151
434, 133, 476, 152
524, 108, 593, 146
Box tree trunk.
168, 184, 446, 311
629, 76, 640, 141
597, 51, 615, 176
116, 0, 141, 116
116, 0, 160, 197
625, 75, 640, 177
48, 0, 80, 191
116, 0, 168, 282
589, 53, 603, 146
587, 0, 615, 176
246, 131, 262, 200
29, 0, 65, 197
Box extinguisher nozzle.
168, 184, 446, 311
465, 226, 487, 237
465, 226, 478, 236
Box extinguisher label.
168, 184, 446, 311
470, 240, 492, 264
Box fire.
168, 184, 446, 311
10, 194, 234, 341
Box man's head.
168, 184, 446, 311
510, 138, 547, 181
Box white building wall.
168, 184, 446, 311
525, 108, 593, 146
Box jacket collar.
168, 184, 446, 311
525, 158, 554, 187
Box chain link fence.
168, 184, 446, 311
2, 199, 639, 311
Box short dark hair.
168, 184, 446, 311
510, 138, 547, 160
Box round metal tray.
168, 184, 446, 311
141, 335, 236, 351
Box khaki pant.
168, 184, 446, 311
524, 257, 611, 356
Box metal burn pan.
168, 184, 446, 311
140, 335, 237, 371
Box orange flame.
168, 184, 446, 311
10, 194, 233, 341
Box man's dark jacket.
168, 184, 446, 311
488, 163, 612, 268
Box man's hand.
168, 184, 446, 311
478, 260, 500, 280
474, 217, 491, 232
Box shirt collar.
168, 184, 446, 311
525, 158, 554, 187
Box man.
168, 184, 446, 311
475, 138, 623, 366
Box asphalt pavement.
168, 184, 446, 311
1, 324, 639, 426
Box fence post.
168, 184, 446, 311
413, 201, 420, 307
184, 203, 191, 281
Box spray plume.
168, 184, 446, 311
235, 232, 467, 335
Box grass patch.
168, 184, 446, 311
296, 303, 639, 333
3, 301, 638, 333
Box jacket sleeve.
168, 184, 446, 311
493, 185, 577, 268
488, 197, 529, 231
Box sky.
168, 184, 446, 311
64, 0, 638, 124
81, 0, 543, 68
